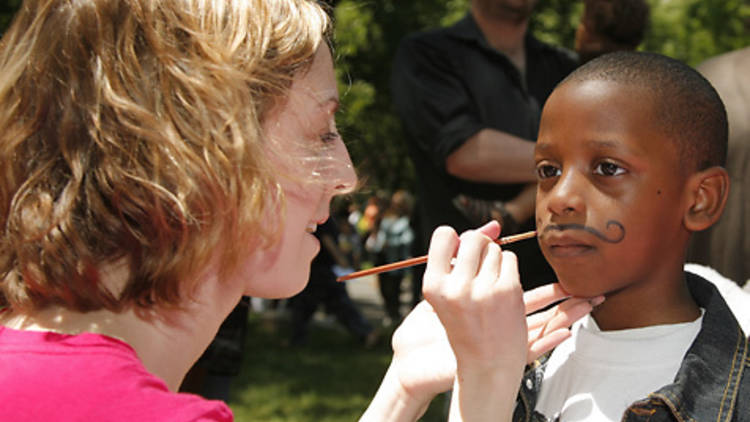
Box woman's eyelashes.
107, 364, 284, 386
319, 130, 340, 144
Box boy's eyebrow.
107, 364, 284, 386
536, 139, 643, 155
586, 138, 648, 157
585, 139, 621, 150
535, 142, 554, 153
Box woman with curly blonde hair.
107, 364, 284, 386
0, 0, 595, 420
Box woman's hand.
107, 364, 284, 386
400, 221, 599, 421
389, 283, 598, 403
361, 221, 599, 422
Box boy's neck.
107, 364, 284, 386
591, 270, 700, 331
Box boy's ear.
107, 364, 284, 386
684, 166, 730, 232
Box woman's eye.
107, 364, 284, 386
536, 164, 561, 179
594, 161, 626, 176
320, 131, 340, 144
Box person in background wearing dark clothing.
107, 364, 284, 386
390, 0, 577, 290
288, 217, 378, 347
180, 299, 250, 401
575, 0, 650, 64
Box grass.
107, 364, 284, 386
227, 309, 447, 422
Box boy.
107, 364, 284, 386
516, 51, 749, 421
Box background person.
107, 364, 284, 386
288, 216, 378, 347
575, 0, 650, 64
390, 0, 577, 290
365, 190, 415, 326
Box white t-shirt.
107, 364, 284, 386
534, 312, 703, 421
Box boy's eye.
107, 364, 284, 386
594, 161, 626, 176
536, 164, 561, 179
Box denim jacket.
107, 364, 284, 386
513, 272, 750, 421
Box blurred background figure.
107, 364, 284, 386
390, 0, 577, 291
365, 190, 415, 326
575, 0, 650, 64
288, 216, 379, 348
688, 46, 750, 287
336, 203, 364, 275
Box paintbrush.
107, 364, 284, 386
336, 230, 537, 282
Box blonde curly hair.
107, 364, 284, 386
0, 0, 331, 312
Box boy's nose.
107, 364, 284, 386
545, 170, 586, 217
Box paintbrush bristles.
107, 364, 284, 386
336, 230, 537, 282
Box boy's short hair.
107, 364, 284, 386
560, 51, 728, 171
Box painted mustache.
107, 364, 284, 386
542, 220, 625, 244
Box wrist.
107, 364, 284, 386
450, 364, 523, 421
360, 362, 431, 422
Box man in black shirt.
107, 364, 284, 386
391, 0, 577, 288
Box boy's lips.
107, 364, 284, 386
541, 232, 596, 258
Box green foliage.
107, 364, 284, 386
644, 0, 750, 66
529, 0, 583, 49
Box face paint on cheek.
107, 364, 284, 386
543, 220, 626, 243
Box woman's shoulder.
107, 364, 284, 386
0, 327, 233, 421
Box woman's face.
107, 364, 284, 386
241, 46, 356, 298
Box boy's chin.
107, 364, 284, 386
555, 273, 606, 298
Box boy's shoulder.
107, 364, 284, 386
685, 263, 750, 333
658, 271, 750, 421
515, 272, 750, 421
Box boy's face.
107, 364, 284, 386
534, 80, 690, 297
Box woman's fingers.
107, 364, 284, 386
523, 283, 570, 315
527, 296, 590, 330
476, 242, 502, 287
527, 329, 571, 362
450, 230, 493, 285
525, 295, 604, 363
475, 220, 501, 239
423, 226, 460, 281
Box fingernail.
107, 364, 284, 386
589, 296, 605, 307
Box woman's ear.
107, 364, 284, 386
684, 166, 730, 232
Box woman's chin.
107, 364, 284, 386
243, 269, 310, 299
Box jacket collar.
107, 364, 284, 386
646, 273, 749, 421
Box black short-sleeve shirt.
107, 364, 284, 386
391, 14, 577, 286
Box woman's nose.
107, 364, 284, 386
330, 139, 357, 195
